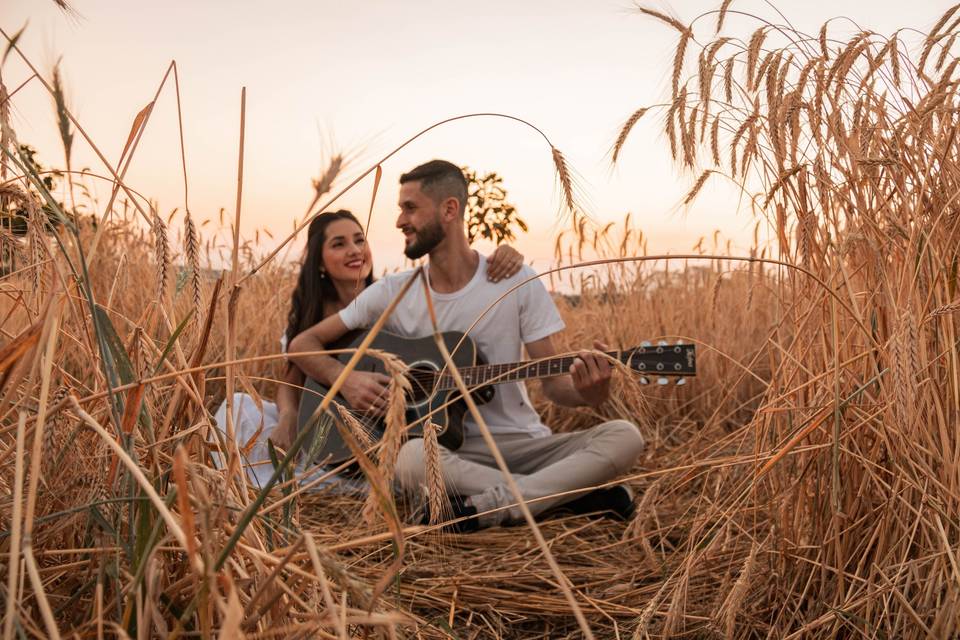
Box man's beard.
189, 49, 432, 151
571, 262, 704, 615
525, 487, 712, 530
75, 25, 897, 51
403, 218, 445, 259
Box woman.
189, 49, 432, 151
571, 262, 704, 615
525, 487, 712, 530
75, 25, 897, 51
215, 209, 524, 488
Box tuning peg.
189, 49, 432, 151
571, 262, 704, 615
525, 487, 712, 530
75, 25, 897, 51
676, 378, 686, 386
640, 341, 652, 348
639, 376, 650, 385
657, 377, 669, 385
657, 340, 668, 346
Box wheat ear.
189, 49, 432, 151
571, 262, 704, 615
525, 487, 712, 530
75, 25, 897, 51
421, 421, 449, 526
926, 299, 960, 321
153, 211, 169, 304
361, 351, 411, 524
312, 153, 344, 199
550, 146, 576, 213
683, 170, 714, 205
718, 540, 758, 638
716, 0, 733, 33
183, 210, 201, 326
613, 107, 650, 164
334, 403, 376, 453
0, 79, 11, 180
632, 577, 671, 639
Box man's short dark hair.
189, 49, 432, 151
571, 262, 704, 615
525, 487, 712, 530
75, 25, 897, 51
399, 160, 468, 215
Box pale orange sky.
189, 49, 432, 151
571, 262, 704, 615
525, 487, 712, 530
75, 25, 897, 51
2, 0, 949, 272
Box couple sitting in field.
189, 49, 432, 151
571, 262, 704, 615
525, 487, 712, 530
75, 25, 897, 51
218, 159, 645, 531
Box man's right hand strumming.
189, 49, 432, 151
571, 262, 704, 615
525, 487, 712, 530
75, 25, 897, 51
341, 370, 392, 415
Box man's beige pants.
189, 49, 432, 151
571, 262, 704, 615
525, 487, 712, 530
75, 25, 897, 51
395, 420, 644, 527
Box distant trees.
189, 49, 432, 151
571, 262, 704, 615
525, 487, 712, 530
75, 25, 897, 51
462, 167, 527, 246
1, 144, 63, 236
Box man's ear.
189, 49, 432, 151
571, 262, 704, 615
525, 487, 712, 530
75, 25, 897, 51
441, 197, 461, 222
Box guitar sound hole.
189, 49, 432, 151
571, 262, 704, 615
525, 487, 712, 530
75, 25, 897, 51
406, 365, 437, 404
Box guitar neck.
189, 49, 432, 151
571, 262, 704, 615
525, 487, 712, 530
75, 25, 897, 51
434, 351, 624, 391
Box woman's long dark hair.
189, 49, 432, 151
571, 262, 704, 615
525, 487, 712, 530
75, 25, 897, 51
285, 210, 374, 345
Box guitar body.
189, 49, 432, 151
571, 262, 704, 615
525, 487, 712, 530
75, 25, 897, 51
297, 330, 489, 466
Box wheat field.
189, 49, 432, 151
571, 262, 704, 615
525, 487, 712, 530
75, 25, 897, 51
2, 3, 960, 638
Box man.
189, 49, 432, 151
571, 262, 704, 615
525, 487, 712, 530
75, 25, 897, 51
289, 160, 645, 531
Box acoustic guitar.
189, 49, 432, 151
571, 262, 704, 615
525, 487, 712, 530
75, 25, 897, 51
297, 330, 696, 466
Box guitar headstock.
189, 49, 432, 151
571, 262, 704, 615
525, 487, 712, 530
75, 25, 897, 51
624, 341, 696, 386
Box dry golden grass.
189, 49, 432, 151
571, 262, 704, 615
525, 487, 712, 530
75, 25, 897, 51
2, 2, 960, 638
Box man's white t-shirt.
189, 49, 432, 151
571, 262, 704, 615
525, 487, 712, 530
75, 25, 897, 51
338, 253, 565, 439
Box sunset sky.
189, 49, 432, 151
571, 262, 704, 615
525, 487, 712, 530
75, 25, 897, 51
2, 0, 948, 272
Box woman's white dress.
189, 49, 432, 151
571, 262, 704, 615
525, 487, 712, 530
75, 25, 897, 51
211, 335, 366, 493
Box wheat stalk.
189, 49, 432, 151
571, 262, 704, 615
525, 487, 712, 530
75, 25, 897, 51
26, 209, 47, 298
635, 7, 689, 35
153, 210, 169, 305
683, 169, 714, 205
613, 107, 650, 163
550, 145, 576, 213
0, 78, 11, 181
890, 34, 902, 86
718, 540, 758, 638
745, 27, 767, 92
673, 29, 692, 99
632, 577, 672, 639
723, 55, 735, 103
312, 153, 343, 199
183, 210, 201, 325
421, 421, 448, 526
662, 560, 690, 638
926, 299, 960, 321
710, 115, 722, 166
361, 351, 410, 524
666, 93, 680, 160
333, 403, 376, 453
716, 0, 734, 33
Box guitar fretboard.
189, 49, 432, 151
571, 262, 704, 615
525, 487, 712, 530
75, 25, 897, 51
434, 352, 626, 391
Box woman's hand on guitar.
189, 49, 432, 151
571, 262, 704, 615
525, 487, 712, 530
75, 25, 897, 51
486, 245, 524, 282
570, 340, 613, 407
342, 370, 392, 415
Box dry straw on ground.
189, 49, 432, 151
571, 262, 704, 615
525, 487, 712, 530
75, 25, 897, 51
2, 2, 960, 638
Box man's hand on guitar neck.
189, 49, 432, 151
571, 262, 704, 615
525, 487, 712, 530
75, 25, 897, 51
569, 340, 613, 407
527, 336, 613, 408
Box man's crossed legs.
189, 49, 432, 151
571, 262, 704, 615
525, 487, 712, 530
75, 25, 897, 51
395, 420, 645, 529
